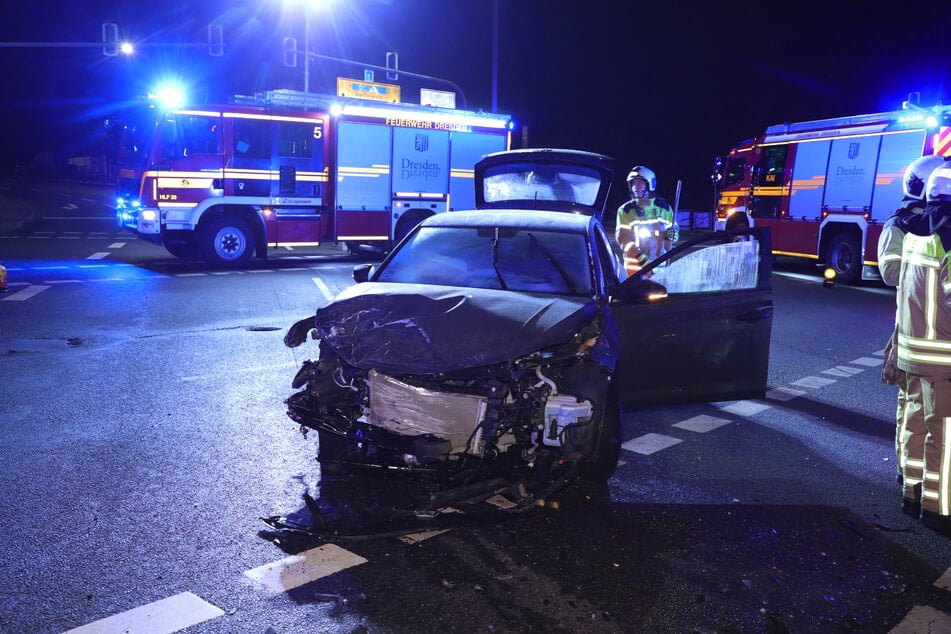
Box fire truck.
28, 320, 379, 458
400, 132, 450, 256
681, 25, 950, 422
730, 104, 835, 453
711, 104, 951, 283
115, 89, 513, 267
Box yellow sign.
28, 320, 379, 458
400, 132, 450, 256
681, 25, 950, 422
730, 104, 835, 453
337, 78, 400, 103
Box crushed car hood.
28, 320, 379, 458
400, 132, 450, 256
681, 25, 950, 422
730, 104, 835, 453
314, 282, 598, 375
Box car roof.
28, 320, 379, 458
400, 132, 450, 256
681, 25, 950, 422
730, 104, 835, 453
421, 209, 597, 233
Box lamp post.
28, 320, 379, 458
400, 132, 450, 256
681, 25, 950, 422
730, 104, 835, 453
491, 0, 499, 112
304, 10, 310, 92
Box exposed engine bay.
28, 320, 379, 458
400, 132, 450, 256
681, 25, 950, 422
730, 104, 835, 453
282, 289, 618, 515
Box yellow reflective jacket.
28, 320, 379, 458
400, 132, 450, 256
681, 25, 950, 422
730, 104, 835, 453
896, 229, 951, 376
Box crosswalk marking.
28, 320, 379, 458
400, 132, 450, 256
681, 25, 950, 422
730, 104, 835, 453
717, 401, 771, 417
766, 387, 806, 401
791, 376, 838, 389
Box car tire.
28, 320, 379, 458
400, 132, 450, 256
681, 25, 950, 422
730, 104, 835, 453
202, 216, 253, 268
826, 232, 860, 284
581, 389, 621, 483
726, 213, 750, 230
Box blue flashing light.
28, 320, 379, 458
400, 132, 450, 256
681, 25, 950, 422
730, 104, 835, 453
149, 82, 186, 109
329, 103, 344, 117
926, 115, 939, 129
507, 120, 516, 131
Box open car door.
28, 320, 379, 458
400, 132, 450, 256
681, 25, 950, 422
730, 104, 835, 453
611, 227, 773, 406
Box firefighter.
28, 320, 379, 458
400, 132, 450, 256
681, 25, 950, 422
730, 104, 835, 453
616, 165, 678, 274
891, 161, 951, 536
878, 153, 947, 512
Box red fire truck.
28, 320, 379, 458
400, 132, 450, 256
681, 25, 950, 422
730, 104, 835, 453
711, 104, 951, 283
115, 89, 513, 267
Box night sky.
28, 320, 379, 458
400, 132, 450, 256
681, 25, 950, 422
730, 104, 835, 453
1, 0, 949, 211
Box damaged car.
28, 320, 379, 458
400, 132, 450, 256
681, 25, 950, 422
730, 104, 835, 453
282, 149, 773, 515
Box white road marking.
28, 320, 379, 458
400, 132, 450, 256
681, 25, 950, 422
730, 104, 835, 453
766, 387, 806, 401
717, 401, 771, 417
63, 591, 224, 634
935, 567, 951, 592
673, 414, 733, 433
791, 376, 838, 389
86, 252, 110, 260
107, 242, 125, 249
313, 277, 335, 301
1, 285, 50, 301
399, 529, 451, 544
243, 544, 367, 594
850, 356, 883, 367
46, 279, 84, 284
34, 265, 69, 270
822, 367, 856, 378
622, 433, 683, 455
888, 605, 951, 633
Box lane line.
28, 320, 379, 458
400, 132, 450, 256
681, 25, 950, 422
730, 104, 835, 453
850, 356, 883, 367
243, 544, 367, 594
86, 252, 110, 260
64, 591, 224, 634
107, 242, 126, 249
313, 277, 335, 301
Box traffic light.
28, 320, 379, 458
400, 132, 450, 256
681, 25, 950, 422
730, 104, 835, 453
386, 51, 399, 81
102, 23, 119, 57
283, 37, 298, 68
208, 24, 224, 57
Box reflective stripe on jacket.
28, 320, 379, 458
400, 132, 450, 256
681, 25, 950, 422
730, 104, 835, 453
896, 232, 951, 375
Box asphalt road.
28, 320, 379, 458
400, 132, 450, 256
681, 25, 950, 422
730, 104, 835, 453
1, 180, 950, 633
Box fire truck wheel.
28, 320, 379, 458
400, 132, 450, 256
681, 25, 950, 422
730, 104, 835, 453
203, 216, 253, 268
827, 232, 860, 284
726, 213, 750, 230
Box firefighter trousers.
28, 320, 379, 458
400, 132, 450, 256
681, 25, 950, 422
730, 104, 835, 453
900, 373, 951, 516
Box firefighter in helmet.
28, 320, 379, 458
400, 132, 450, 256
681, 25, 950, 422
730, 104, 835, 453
889, 159, 951, 536
878, 154, 947, 513
616, 165, 678, 274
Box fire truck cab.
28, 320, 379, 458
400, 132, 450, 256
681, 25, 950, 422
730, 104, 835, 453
115, 89, 513, 267
712, 104, 951, 283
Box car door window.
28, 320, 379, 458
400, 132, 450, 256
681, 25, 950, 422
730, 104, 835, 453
646, 238, 761, 294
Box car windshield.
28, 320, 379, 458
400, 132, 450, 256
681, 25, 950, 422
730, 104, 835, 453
377, 225, 593, 296
482, 162, 603, 206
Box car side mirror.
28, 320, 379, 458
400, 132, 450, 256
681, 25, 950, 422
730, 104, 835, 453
352, 263, 373, 283
614, 278, 668, 304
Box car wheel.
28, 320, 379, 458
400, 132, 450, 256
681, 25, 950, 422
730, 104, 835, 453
202, 216, 253, 268
827, 232, 860, 284
726, 213, 750, 230
581, 389, 621, 483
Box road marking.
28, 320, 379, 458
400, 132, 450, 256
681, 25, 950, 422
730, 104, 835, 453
46, 279, 84, 284
821, 367, 856, 378
717, 401, 771, 417
766, 387, 806, 401
850, 356, 882, 367
313, 277, 335, 301
1, 285, 50, 301
673, 414, 733, 433
399, 529, 451, 544
86, 252, 110, 260
243, 544, 367, 594
889, 605, 951, 633
791, 376, 838, 389
622, 433, 683, 455
937, 567, 951, 591
63, 591, 224, 634
107, 242, 126, 249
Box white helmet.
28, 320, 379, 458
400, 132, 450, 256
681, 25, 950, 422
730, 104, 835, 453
904, 155, 948, 200
926, 164, 951, 202
626, 165, 656, 194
